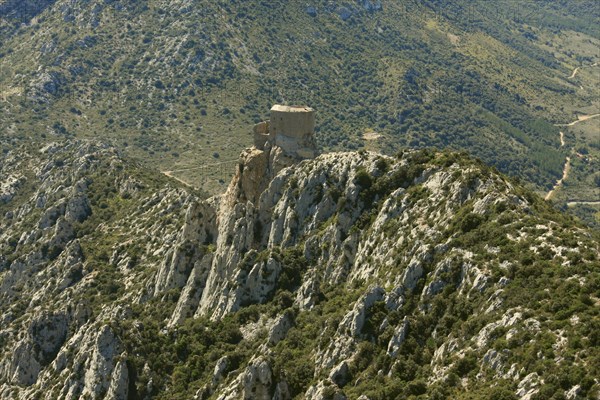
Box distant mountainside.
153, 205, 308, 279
0, 0, 55, 25
0, 139, 598, 399
0, 0, 599, 224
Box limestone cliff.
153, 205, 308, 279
0, 139, 598, 399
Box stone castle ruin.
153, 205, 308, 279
253, 105, 317, 159
228, 105, 319, 205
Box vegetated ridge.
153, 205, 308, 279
0, 136, 598, 399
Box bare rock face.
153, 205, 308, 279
242, 358, 273, 400
387, 316, 409, 358
80, 325, 124, 398
154, 199, 217, 296
65, 193, 92, 222
0, 175, 24, 204
1, 342, 41, 386
168, 252, 213, 327
28, 71, 65, 102
267, 311, 294, 345
516, 372, 542, 400
212, 356, 229, 386
329, 361, 350, 387
217, 356, 285, 400
305, 381, 346, 400
237, 148, 270, 205
106, 360, 129, 400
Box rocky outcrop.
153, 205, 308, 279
516, 372, 542, 400
154, 199, 217, 295
305, 381, 346, 400
0, 141, 192, 399
267, 311, 294, 345
28, 71, 65, 102
0, 175, 24, 204
1, 140, 598, 399
216, 356, 288, 400
235, 148, 271, 205
387, 316, 409, 358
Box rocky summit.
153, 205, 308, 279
0, 134, 598, 399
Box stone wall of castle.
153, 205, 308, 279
269, 105, 315, 139
252, 104, 317, 159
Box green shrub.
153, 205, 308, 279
355, 167, 373, 189
459, 213, 484, 233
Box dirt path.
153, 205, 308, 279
547, 109, 600, 201
567, 200, 600, 207
161, 158, 238, 188
559, 131, 565, 147
568, 67, 580, 79
547, 61, 600, 204
568, 62, 598, 79
545, 156, 571, 201
554, 113, 600, 127
161, 171, 195, 188
165, 159, 238, 174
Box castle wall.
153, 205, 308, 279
269, 105, 315, 139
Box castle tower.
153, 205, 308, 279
252, 105, 317, 159
269, 105, 315, 140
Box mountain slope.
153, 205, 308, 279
0, 0, 598, 206
0, 140, 598, 399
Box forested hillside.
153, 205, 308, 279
0, 0, 598, 223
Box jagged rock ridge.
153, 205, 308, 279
0, 139, 598, 399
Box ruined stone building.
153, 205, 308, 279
228, 105, 319, 205
253, 105, 317, 159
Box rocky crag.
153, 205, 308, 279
0, 129, 598, 399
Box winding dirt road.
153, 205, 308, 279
554, 113, 600, 127
546, 111, 599, 201
545, 156, 571, 201
568, 62, 598, 79
568, 67, 581, 79
544, 61, 600, 204
559, 131, 565, 147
